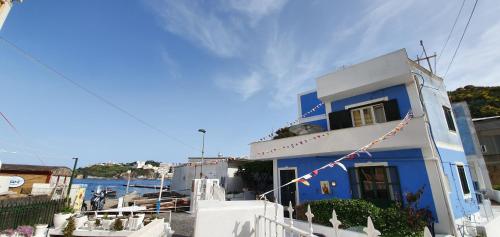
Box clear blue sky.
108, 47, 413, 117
0, 0, 498, 168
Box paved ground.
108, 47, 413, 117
161, 211, 195, 237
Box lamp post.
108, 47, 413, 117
156, 164, 169, 214
67, 157, 78, 199
125, 170, 132, 194
198, 129, 206, 179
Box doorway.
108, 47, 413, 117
279, 168, 298, 207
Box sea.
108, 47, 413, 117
74, 178, 170, 201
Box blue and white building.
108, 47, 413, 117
249, 49, 480, 235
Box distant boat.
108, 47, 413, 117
105, 187, 117, 197
122, 184, 169, 189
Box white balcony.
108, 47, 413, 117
249, 116, 428, 160
316, 49, 412, 101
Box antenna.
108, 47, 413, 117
414, 41, 437, 74
419, 40, 435, 74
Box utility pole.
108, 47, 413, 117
198, 129, 206, 179
66, 157, 78, 199
125, 170, 132, 194
419, 40, 435, 74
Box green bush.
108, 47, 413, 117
296, 199, 429, 237
296, 199, 379, 228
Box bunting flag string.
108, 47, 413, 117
259, 111, 414, 200
258, 102, 324, 142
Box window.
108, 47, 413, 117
456, 164, 471, 197
329, 99, 400, 130
348, 166, 401, 202
481, 145, 487, 154
443, 106, 456, 132
350, 104, 387, 127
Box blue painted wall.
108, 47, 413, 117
277, 149, 438, 219
331, 84, 411, 119
452, 105, 476, 156
438, 147, 480, 218
300, 91, 326, 117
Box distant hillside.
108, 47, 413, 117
449, 85, 500, 118
76, 161, 160, 179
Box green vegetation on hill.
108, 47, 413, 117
449, 85, 500, 118
76, 163, 156, 179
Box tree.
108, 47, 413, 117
449, 85, 500, 118
235, 161, 273, 196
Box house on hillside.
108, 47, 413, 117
249, 49, 480, 235
471, 116, 500, 185
171, 157, 247, 196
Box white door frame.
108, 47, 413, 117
277, 167, 299, 206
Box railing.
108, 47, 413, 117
0, 196, 68, 230
133, 197, 190, 212
256, 201, 433, 237
82, 210, 173, 225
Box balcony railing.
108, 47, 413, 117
250, 116, 427, 160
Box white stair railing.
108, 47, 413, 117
255, 201, 433, 237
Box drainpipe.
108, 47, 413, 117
412, 72, 458, 236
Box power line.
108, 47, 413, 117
0, 36, 199, 152
0, 111, 46, 165
437, 0, 466, 63
444, 0, 479, 78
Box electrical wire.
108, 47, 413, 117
0, 36, 199, 152
0, 111, 46, 165
444, 0, 479, 78
437, 0, 466, 63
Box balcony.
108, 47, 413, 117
249, 116, 428, 160
316, 49, 412, 101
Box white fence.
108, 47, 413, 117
255, 201, 433, 237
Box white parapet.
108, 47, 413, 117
194, 200, 283, 237
316, 49, 411, 102
250, 116, 428, 160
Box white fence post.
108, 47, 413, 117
363, 216, 381, 237
275, 201, 279, 237
287, 201, 294, 227
305, 205, 315, 236
329, 209, 342, 237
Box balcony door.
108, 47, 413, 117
279, 168, 298, 207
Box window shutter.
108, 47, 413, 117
329, 110, 353, 130
383, 99, 401, 121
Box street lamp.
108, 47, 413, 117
125, 170, 132, 194
198, 129, 206, 179
67, 157, 78, 199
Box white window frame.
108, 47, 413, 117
455, 162, 472, 199
350, 103, 386, 127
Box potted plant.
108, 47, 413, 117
63, 217, 76, 237
16, 226, 34, 237
73, 214, 88, 229
54, 206, 74, 229
34, 224, 49, 237
0, 229, 15, 237
101, 214, 114, 230
112, 218, 124, 231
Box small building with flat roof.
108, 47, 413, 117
0, 163, 72, 194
